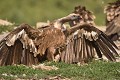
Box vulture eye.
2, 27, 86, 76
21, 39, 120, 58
73, 15, 76, 17
71, 14, 80, 20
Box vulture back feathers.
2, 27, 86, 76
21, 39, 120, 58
104, 0, 120, 41
60, 5, 119, 64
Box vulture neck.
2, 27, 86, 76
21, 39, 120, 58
54, 17, 71, 30
66, 23, 91, 36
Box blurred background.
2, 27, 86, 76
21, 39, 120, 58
0, 0, 115, 26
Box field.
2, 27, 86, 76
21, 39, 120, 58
0, 0, 114, 26
0, 61, 120, 80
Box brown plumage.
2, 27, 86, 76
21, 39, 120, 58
0, 6, 119, 66
105, 0, 120, 41
0, 13, 80, 66
60, 5, 119, 64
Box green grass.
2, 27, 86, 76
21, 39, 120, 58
0, 61, 120, 80
0, 0, 114, 26
0, 25, 16, 33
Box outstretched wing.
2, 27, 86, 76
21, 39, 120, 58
60, 4, 119, 63
60, 24, 119, 64
0, 24, 41, 66
104, 1, 120, 40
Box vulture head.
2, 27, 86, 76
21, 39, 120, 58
53, 13, 80, 30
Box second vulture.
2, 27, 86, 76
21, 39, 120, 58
105, 0, 120, 41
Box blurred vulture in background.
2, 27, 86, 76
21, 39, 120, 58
69, 6, 95, 26
0, 13, 80, 66
60, 5, 119, 64
105, 0, 120, 41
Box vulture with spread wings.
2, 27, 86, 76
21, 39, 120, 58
0, 13, 80, 66
104, 0, 120, 41
60, 6, 119, 64
0, 6, 119, 66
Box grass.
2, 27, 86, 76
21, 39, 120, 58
0, 61, 120, 80
0, 25, 16, 33
0, 0, 114, 25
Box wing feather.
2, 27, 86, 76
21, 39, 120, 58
60, 23, 118, 63
83, 36, 88, 60
79, 35, 83, 61
92, 42, 102, 58
86, 40, 92, 59
10, 40, 23, 65
76, 37, 81, 62
0, 24, 41, 66
65, 41, 69, 63
89, 41, 94, 59
0, 43, 9, 66
70, 39, 74, 63
100, 34, 118, 55
96, 39, 115, 61
101, 32, 118, 49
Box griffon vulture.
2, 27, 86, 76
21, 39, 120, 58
104, 0, 120, 41
60, 6, 119, 64
0, 6, 119, 66
0, 13, 80, 66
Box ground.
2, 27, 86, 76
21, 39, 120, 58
0, 61, 120, 80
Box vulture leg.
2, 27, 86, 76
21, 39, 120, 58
46, 47, 54, 61
47, 47, 64, 62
